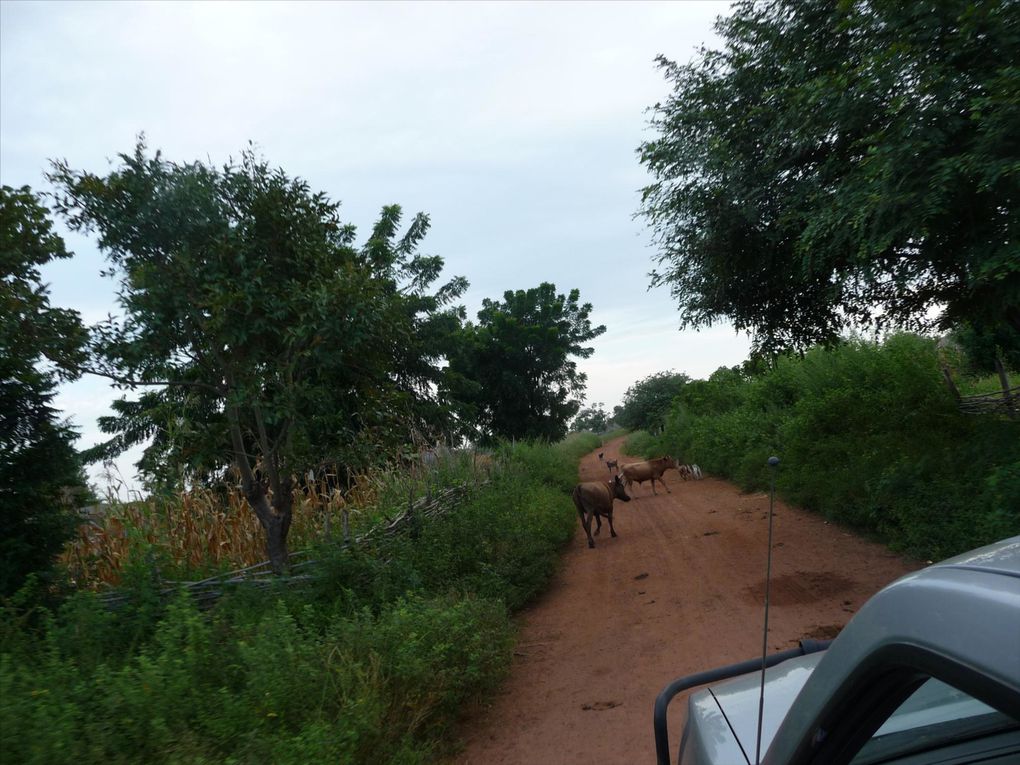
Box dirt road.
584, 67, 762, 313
453, 436, 918, 764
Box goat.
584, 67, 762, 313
606, 458, 619, 473
572, 474, 631, 548
677, 464, 704, 481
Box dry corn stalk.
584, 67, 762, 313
60, 474, 371, 588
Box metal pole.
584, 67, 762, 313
755, 455, 780, 765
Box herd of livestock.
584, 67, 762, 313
412, 444, 701, 551
572, 454, 703, 549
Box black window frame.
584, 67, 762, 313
780, 643, 1020, 765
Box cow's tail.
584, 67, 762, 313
571, 485, 585, 516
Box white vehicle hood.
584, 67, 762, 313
689, 652, 824, 764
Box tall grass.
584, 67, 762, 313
2, 438, 595, 764
621, 430, 659, 458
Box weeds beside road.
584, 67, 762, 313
1, 435, 599, 765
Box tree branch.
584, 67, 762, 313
252, 404, 282, 499
79, 365, 224, 394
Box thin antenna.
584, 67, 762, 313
755, 455, 780, 765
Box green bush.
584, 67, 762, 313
390, 479, 574, 611
492, 433, 598, 494
623, 429, 661, 459
1, 592, 513, 765
1, 438, 587, 764
653, 334, 1020, 559
554, 431, 602, 462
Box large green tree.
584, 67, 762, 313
445, 283, 605, 443
613, 371, 690, 432
0, 185, 89, 595
571, 402, 609, 433
639, 0, 1019, 353
49, 143, 466, 570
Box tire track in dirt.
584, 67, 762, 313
452, 437, 918, 764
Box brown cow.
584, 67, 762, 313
621, 456, 678, 495
572, 474, 631, 548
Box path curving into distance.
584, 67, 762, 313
452, 436, 918, 764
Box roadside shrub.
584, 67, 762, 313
623, 429, 661, 459
2, 437, 583, 764
388, 478, 574, 610
0, 592, 513, 765
499, 433, 598, 493
554, 431, 602, 463
332, 595, 513, 737
651, 334, 1020, 560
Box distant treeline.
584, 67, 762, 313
623, 334, 1020, 561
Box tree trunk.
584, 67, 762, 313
940, 364, 961, 403
263, 511, 290, 573
225, 402, 293, 574
242, 481, 292, 574
270, 475, 294, 570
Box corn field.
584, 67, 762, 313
60, 474, 380, 588
60, 452, 494, 588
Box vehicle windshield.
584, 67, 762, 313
851, 678, 1020, 764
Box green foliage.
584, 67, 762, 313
613, 371, 690, 432
950, 320, 1020, 376
599, 427, 628, 442
369, 438, 590, 611
1, 439, 587, 763
650, 334, 1020, 559
0, 186, 88, 373
553, 431, 603, 463
623, 430, 660, 460
1, 593, 512, 765
0, 185, 89, 596
639, 0, 1020, 352
445, 283, 605, 443
387, 481, 573, 612
48, 141, 467, 564
571, 402, 609, 433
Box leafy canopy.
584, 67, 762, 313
639, 0, 1020, 353
613, 371, 690, 433
0, 185, 89, 594
48, 143, 467, 567
50, 142, 467, 480
571, 402, 609, 434
445, 283, 605, 443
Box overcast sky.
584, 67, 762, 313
1, 0, 748, 492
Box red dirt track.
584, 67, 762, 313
453, 436, 919, 764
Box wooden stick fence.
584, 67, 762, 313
940, 352, 1018, 420
958, 385, 1020, 417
